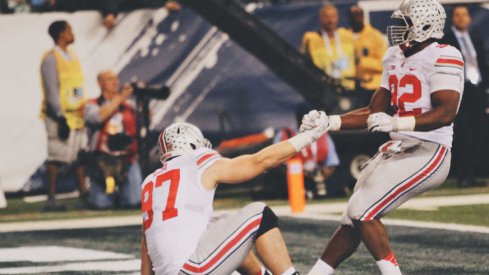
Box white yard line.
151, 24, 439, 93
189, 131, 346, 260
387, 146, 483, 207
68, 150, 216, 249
277, 212, 489, 234
0, 246, 133, 262
274, 193, 489, 214
0, 216, 141, 233
0, 259, 140, 274
2, 194, 489, 233
23, 191, 80, 203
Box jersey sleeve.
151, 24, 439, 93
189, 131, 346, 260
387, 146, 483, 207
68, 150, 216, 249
429, 45, 464, 93
195, 148, 222, 176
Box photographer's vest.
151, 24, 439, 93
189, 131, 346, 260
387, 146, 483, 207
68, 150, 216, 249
89, 97, 138, 163
40, 48, 86, 129
301, 28, 356, 90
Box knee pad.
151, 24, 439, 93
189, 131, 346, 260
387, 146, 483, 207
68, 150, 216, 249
256, 206, 279, 238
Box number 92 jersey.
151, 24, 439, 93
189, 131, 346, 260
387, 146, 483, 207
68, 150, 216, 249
380, 42, 464, 148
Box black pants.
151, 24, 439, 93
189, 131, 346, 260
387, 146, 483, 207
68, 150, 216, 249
452, 82, 488, 184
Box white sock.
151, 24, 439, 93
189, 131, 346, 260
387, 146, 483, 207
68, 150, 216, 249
281, 266, 297, 275
376, 252, 402, 275
307, 259, 335, 275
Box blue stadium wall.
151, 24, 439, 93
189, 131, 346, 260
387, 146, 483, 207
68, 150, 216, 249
117, 1, 489, 144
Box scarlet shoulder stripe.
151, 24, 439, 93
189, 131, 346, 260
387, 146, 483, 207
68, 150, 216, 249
435, 57, 464, 67
197, 152, 218, 166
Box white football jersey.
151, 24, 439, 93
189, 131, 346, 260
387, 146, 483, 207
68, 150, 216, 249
380, 42, 464, 147
141, 148, 221, 275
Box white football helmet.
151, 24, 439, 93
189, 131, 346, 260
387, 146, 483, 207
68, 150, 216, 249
387, 0, 446, 46
159, 122, 212, 162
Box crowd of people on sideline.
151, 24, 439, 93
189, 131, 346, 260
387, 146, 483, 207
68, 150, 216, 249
15, 0, 489, 213
3, 0, 488, 273
39, 20, 142, 211
301, 4, 387, 102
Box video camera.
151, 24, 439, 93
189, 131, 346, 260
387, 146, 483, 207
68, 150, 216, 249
131, 82, 170, 99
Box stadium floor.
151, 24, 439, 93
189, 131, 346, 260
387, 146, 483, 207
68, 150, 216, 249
0, 217, 488, 274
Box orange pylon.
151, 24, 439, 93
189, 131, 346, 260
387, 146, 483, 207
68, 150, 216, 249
286, 157, 305, 213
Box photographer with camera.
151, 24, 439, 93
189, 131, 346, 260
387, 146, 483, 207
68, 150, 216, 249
83, 70, 142, 209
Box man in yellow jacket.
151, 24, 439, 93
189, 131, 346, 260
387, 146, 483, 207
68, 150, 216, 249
301, 4, 356, 90
40, 20, 88, 211
348, 5, 387, 103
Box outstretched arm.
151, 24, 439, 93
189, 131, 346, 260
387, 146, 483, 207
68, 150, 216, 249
202, 114, 330, 188
204, 140, 297, 186
329, 87, 392, 131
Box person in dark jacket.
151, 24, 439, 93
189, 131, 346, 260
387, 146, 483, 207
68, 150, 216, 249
441, 4, 489, 187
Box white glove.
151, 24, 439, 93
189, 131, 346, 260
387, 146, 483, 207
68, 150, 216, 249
367, 112, 393, 132
301, 110, 342, 133
289, 110, 329, 152
303, 111, 330, 141
299, 110, 323, 132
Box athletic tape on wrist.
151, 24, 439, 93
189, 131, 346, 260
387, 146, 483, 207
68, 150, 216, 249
329, 115, 342, 131
288, 132, 313, 152
393, 116, 416, 131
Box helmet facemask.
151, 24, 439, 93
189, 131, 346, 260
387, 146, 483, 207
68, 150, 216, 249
387, 12, 413, 46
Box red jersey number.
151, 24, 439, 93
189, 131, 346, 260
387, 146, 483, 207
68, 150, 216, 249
142, 169, 181, 231
389, 74, 422, 117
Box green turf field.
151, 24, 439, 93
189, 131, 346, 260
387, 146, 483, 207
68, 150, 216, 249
0, 218, 488, 274
0, 184, 488, 274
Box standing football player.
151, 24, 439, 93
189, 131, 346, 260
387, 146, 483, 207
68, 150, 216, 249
305, 0, 464, 274
141, 118, 329, 275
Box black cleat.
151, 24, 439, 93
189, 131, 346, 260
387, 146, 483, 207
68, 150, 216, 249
42, 199, 66, 212
74, 192, 90, 209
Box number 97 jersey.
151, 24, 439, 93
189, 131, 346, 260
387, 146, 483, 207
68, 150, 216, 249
141, 148, 221, 275
380, 42, 464, 148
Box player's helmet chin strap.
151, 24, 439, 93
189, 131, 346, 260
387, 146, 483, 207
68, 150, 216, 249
401, 38, 437, 57
160, 149, 186, 163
